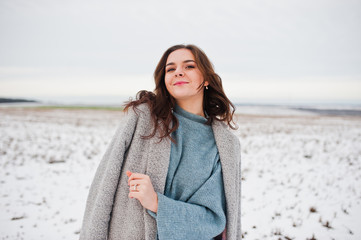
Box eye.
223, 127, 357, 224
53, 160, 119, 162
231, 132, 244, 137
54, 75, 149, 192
166, 68, 175, 73
185, 65, 195, 69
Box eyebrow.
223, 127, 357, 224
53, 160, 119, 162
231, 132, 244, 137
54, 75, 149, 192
165, 60, 195, 67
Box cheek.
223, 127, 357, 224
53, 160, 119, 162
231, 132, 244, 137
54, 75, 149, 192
196, 72, 204, 84
164, 76, 172, 90
189, 70, 204, 84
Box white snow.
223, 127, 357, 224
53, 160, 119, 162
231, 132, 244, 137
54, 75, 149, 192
236, 114, 361, 239
0, 107, 360, 239
235, 106, 318, 116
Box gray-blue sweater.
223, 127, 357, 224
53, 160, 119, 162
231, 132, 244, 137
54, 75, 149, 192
147, 105, 226, 240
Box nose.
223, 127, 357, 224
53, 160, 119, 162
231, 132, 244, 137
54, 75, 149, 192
174, 68, 184, 77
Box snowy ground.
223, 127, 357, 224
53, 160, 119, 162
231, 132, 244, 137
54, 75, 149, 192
0, 106, 360, 240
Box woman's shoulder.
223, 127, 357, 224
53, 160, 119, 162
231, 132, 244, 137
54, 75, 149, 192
123, 102, 152, 120
115, 103, 154, 137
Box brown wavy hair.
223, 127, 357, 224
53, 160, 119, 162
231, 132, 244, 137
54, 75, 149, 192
124, 44, 236, 141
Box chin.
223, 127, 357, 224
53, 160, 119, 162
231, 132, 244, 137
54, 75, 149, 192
169, 91, 188, 99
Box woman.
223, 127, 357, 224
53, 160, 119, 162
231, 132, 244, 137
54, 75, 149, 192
79, 44, 241, 240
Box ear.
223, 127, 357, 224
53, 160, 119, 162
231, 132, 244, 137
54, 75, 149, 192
204, 81, 209, 87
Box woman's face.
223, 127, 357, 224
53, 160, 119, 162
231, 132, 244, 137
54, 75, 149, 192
164, 48, 208, 105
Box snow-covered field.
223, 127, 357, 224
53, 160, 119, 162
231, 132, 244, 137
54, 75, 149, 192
0, 106, 360, 239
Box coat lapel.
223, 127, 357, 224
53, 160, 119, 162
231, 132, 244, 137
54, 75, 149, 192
145, 135, 172, 194
143, 135, 172, 240
212, 120, 238, 237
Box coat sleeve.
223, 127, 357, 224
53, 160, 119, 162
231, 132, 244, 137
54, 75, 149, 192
148, 159, 227, 240
79, 108, 139, 240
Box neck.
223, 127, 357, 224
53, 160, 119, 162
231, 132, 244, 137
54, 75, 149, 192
176, 99, 205, 117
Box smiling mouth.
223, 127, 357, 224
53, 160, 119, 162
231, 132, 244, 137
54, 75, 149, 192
174, 81, 188, 86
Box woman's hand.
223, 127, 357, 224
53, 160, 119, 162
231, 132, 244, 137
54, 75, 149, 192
126, 171, 158, 213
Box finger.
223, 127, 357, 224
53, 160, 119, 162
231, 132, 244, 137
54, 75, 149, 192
129, 183, 142, 192
129, 173, 147, 179
129, 186, 140, 192
126, 170, 132, 177
129, 191, 141, 199
128, 173, 147, 185
129, 179, 143, 187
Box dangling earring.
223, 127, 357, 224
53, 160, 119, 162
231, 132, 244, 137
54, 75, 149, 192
206, 86, 209, 90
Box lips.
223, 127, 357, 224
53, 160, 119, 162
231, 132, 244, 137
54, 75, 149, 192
174, 81, 188, 86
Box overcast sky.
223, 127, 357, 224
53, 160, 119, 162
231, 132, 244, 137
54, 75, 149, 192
1, 0, 360, 104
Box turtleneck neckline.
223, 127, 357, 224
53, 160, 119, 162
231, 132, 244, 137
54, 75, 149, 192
173, 104, 207, 124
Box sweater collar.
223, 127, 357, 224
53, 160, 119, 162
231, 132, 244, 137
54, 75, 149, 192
173, 104, 207, 124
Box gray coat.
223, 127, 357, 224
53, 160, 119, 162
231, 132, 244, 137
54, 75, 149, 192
79, 103, 241, 240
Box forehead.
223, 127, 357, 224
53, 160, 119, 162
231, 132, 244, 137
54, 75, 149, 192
166, 49, 195, 64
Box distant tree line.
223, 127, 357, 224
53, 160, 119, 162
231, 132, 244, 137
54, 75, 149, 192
0, 98, 38, 103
